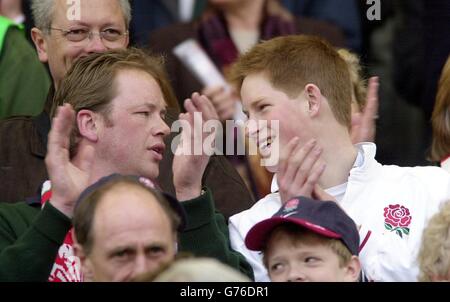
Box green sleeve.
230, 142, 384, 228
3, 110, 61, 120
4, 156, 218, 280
178, 188, 254, 280
0, 27, 50, 119
0, 202, 72, 281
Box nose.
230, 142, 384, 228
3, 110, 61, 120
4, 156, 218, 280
155, 116, 171, 137
132, 254, 153, 278
84, 33, 108, 53
287, 268, 307, 282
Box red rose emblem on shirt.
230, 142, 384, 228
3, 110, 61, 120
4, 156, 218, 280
284, 199, 299, 212
383, 204, 412, 238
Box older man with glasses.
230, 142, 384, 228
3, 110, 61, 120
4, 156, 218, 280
48, 27, 129, 44
30, 0, 130, 90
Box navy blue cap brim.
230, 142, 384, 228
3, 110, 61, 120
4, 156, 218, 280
245, 216, 341, 251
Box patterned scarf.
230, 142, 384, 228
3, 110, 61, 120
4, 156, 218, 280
197, 0, 296, 72
40, 177, 159, 282
41, 181, 83, 282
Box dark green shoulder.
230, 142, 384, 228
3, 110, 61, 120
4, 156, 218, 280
0, 202, 40, 217
0, 202, 40, 238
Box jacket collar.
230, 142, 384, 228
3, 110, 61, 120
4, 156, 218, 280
30, 86, 54, 158
271, 175, 278, 193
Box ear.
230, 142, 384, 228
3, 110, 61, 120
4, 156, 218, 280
343, 256, 361, 282
304, 84, 322, 118
77, 109, 100, 143
173, 232, 179, 253
74, 244, 95, 282
31, 27, 49, 63
72, 234, 85, 264
124, 32, 130, 48
72, 235, 95, 281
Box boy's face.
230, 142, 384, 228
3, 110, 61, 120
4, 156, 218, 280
264, 230, 359, 282
241, 73, 314, 172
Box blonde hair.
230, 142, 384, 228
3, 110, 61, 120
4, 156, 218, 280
418, 200, 450, 281
138, 257, 251, 282
53, 47, 178, 157
337, 48, 367, 112
431, 55, 450, 162
262, 224, 353, 269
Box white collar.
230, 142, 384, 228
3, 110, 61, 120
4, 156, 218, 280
271, 142, 377, 193
271, 175, 279, 193
349, 143, 378, 179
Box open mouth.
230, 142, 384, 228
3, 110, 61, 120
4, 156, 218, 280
149, 144, 165, 160
259, 137, 273, 152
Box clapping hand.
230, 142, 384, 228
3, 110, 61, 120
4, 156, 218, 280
173, 93, 220, 201
45, 104, 94, 218
277, 138, 327, 204
351, 77, 379, 144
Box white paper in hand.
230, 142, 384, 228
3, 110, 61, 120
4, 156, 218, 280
173, 39, 227, 87
173, 39, 247, 123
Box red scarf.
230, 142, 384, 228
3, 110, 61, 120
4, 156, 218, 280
41, 181, 83, 282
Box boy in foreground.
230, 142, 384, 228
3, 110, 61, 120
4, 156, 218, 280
245, 196, 361, 282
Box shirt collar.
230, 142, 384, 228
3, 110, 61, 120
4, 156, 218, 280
271, 143, 375, 194
271, 175, 278, 193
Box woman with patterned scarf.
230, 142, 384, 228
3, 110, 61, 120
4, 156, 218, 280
149, 0, 345, 200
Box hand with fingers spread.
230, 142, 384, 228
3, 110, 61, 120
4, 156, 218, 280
173, 92, 220, 201
202, 85, 238, 122
45, 104, 94, 218
277, 138, 327, 204
351, 76, 379, 144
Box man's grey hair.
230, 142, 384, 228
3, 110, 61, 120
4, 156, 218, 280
31, 0, 132, 32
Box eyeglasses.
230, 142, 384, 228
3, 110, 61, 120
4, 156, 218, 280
49, 27, 128, 44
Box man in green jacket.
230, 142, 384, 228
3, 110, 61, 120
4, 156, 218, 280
0, 15, 50, 119
0, 47, 253, 282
